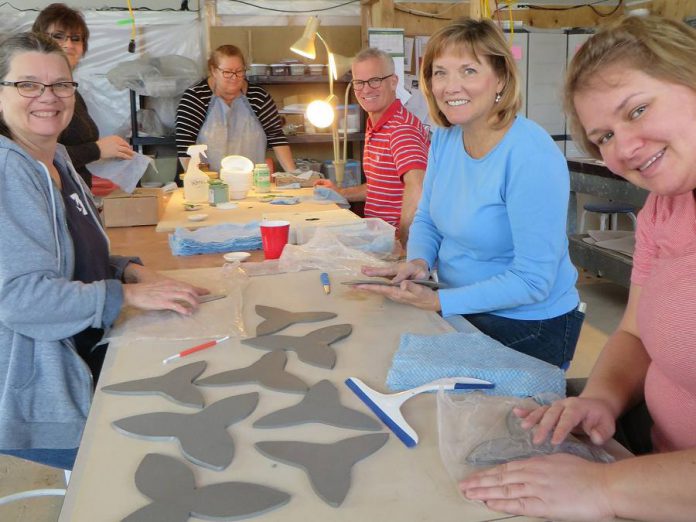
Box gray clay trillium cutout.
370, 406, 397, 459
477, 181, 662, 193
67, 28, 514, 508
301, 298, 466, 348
255, 304, 337, 336
121, 453, 290, 522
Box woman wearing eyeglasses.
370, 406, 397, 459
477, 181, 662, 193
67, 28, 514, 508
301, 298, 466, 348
0, 32, 207, 471
32, 3, 133, 188
176, 44, 296, 172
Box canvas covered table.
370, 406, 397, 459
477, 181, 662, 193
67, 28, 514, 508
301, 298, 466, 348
59, 267, 555, 522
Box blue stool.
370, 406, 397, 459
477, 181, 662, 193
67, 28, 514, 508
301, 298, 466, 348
579, 201, 637, 232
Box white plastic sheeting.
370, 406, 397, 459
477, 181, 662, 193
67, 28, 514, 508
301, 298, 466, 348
216, 0, 359, 26
1, 11, 203, 137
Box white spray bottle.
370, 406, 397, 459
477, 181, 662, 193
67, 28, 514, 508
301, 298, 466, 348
184, 144, 209, 203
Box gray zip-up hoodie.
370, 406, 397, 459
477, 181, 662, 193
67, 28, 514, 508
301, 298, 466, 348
0, 135, 132, 451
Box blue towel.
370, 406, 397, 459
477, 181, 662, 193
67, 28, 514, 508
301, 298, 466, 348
386, 332, 566, 398
169, 222, 262, 256
269, 196, 300, 205
313, 186, 349, 208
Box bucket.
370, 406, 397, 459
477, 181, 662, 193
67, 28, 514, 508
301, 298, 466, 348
220, 155, 254, 199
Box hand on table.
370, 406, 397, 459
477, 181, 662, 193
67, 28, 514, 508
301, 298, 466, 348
459, 453, 615, 521
514, 397, 617, 446
97, 135, 134, 160
353, 261, 439, 311
123, 278, 209, 316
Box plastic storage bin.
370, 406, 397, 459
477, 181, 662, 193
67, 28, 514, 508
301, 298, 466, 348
336, 104, 360, 133
322, 159, 362, 188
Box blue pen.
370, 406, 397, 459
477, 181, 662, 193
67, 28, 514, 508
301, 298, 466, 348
320, 272, 331, 294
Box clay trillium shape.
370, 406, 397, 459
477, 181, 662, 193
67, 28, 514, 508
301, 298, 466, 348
113, 393, 258, 470
255, 433, 389, 507
101, 360, 206, 408
196, 351, 308, 393
242, 324, 352, 369
255, 304, 337, 336
122, 453, 290, 522
254, 380, 381, 431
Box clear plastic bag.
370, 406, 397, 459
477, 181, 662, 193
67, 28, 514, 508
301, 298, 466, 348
437, 391, 614, 483
106, 54, 200, 97
104, 264, 249, 342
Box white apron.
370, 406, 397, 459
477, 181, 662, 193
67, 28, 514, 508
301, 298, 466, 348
197, 93, 267, 171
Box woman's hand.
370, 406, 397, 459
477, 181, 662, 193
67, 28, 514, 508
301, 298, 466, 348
514, 397, 617, 446
97, 135, 134, 160
354, 279, 441, 311
122, 279, 208, 316
361, 259, 430, 283
459, 454, 615, 522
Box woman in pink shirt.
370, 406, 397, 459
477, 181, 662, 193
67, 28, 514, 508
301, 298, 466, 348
460, 15, 696, 521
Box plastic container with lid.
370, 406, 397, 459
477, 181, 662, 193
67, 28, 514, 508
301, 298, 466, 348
249, 64, 269, 76
220, 155, 254, 200
307, 64, 325, 76
270, 64, 288, 76
289, 63, 306, 76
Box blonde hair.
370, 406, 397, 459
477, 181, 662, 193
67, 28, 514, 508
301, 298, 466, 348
208, 44, 246, 74
420, 17, 521, 129
565, 15, 696, 159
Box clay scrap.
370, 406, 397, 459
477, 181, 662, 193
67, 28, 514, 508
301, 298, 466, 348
122, 453, 290, 522
255, 433, 389, 507
242, 324, 352, 369
102, 360, 206, 408
255, 305, 337, 336
254, 380, 381, 431
196, 351, 308, 393
113, 393, 258, 470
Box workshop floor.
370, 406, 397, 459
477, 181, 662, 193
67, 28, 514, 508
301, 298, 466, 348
0, 270, 628, 522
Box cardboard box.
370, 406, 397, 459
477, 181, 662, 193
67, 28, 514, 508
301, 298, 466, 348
102, 187, 165, 227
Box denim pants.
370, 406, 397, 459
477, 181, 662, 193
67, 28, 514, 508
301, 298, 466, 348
0, 447, 78, 470
463, 307, 585, 368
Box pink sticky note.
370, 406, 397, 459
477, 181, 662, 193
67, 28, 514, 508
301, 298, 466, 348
511, 45, 523, 61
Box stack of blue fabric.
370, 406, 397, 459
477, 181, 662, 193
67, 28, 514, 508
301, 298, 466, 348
386, 332, 566, 398
168, 222, 262, 256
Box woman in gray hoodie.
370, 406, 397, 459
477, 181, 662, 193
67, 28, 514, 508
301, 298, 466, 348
0, 32, 207, 470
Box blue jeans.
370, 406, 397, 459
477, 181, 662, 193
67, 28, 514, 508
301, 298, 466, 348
0, 447, 78, 470
463, 307, 585, 368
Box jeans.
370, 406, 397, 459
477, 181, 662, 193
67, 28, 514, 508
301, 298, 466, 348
463, 307, 585, 368
0, 447, 78, 470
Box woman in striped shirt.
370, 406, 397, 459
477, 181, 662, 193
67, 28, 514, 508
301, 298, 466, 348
175, 44, 295, 172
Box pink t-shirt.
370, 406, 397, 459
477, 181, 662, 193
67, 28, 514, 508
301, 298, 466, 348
632, 191, 696, 452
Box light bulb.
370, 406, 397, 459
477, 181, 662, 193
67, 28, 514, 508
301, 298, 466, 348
306, 100, 334, 128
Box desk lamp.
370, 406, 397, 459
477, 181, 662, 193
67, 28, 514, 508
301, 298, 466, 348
291, 16, 351, 186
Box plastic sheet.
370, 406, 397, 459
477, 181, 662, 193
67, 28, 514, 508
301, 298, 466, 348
107, 54, 200, 98
437, 391, 614, 485
169, 222, 262, 256
104, 265, 249, 342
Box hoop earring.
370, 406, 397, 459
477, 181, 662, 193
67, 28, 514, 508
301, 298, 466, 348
495, 92, 502, 103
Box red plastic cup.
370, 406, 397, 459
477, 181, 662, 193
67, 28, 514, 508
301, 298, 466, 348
260, 220, 290, 260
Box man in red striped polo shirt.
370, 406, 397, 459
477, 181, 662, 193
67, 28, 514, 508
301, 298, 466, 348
315, 48, 430, 246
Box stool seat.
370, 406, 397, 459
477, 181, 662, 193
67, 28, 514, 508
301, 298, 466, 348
583, 202, 636, 214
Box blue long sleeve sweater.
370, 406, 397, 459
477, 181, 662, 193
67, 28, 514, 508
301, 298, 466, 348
407, 116, 579, 319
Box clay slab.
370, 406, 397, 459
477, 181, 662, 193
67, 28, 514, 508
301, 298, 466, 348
196, 351, 308, 393
255, 433, 389, 507
254, 380, 381, 431
122, 453, 290, 522
113, 393, 258, 470
101, 360, 206, 408
242, 324, 352, 369
255, 305, 337, 336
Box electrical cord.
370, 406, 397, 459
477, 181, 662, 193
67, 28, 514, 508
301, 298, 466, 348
220, 0, 359, 14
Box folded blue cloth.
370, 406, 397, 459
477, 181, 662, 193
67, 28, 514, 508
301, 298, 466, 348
269, 196, 300, 205
313, 186, 349, 208
169, 222, 262, 256
386, 332, 566, 398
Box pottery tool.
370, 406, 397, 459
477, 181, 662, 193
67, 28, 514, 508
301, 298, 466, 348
163, 336, 230, 365
199, 293, 227, 303
320, 272, 331, 294
345, 377, 494, 448
342, 279, 447, 290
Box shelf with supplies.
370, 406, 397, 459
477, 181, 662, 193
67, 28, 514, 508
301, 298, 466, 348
285, 132, 365, 144
247, 74, 351, 85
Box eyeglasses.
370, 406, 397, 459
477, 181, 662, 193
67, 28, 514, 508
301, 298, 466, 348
48, 32, 85, 44
0, 81, 78, 98
216, 67, 246, 79
351, 74, 393, 91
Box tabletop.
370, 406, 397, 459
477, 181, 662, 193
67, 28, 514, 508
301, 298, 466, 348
58, 268, 546, 522
155, 187, 341, 233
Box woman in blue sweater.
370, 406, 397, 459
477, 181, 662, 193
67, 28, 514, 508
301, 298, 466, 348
360, 18, 582, 368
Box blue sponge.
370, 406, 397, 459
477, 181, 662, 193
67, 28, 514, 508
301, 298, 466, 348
386, 332, 566, 398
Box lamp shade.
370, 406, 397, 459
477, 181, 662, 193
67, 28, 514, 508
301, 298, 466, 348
290, 16, 320, 59
306, 99, 334, 129
329, 52, 352, 81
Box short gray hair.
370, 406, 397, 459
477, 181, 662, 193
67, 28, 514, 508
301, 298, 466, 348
0, 32, 68, 138
352, 47, 395, 75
